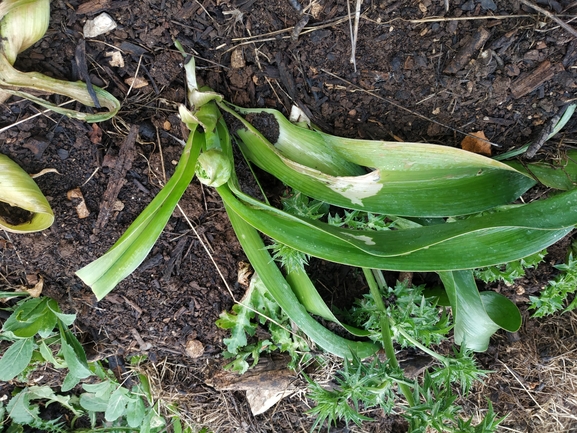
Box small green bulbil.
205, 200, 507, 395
196, 149, 232, 188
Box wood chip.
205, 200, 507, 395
77, 0, 130, 16
93, 125, 137, 234
443, 27, 491, 74
207, 356, 297, 415
125, 76, 149, 89
67, 187, 90, 219
230, 48, 246, 69
510, 60, 564, 99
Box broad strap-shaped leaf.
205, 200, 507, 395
219, 183, 576, 271
506, 149, 577, 191
224, 204, 378, 359
439, 270, 521, 351
285, 268, 370, 337
76, 128, 203, 300
221, 103, 535, 217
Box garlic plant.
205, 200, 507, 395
0, 0, 119, 121
0, 153, 53, 233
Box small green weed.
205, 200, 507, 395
216, 272, 314, 373
474, 250, 546, 285
529, 251, 577, 317
0, 295, 192, 433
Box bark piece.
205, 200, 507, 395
510, 60, 564, 99
77, 0, 130, 16
444, 27, 491, 74
93, 125, 138, 234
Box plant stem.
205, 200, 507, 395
395, 326, 447, 364
362, 268, 415, 406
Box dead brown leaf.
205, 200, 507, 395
460, 131, 491, 156
67, 187, 90, 219
89, 123, 103, 144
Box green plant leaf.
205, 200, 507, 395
57, 323, 91, 380
220, 183, 576, 271
480, 291, 522, 332
221, 103, 535, 217
6, 388, 39, 425
126, 395, 146, 428
285, 268, 370, 337
223, 203, 378, 359
38, 340, 66, 368
26, 385, 82, 416
82, 380, 115, 397
0, 338, 34, 381
104, 386, 130, 422
505, 149, 577, 191
76, 125, 203, 299
2, 297, 56, 338
79, 393, 111, 413
439, 270, 521, 351
216, 288, 257, 355
59, 338, 91, 380
61, 372, 81, 393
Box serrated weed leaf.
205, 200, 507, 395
26, 385, 82, 416
6, 388, 40, 425
475, 249, 546, 284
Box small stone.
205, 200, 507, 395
185, 338, 204, 358
230, 48, 246, 69
83, 13, 117, 38
461, 0, 475, 11
57, 149, 69, 160
480, 0, 497, 11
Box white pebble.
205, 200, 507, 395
83, 13, 117, 38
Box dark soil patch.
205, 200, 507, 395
1, 0, 577, 432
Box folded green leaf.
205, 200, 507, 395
219, 183, 576, 271
2, 297, 57, 338
0, 153, 54, 233
439, 270, 521, 351
221, 103, 536, 217
0, 0, 119, 122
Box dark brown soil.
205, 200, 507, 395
1, 1, 577, 432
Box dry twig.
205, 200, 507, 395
518, 0, 577, 38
